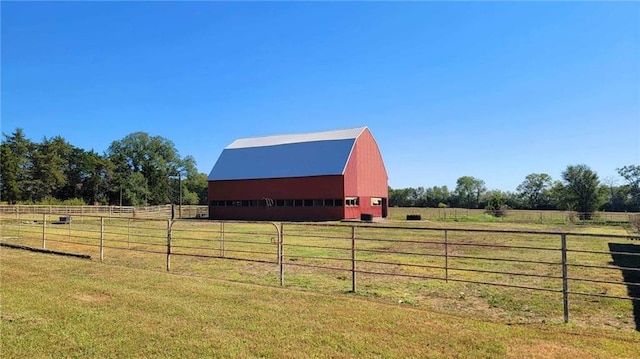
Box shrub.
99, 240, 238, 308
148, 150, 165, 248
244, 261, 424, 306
484, 205, 509, 218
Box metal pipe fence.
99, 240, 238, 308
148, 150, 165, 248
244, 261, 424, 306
1, 214, 638, 328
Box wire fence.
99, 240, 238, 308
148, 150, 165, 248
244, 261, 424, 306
2, 205, 635, 225
390, 207, 635, 224
1, 213, 638, 329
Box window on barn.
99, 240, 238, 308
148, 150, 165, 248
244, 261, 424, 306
276, 200, 285, 207
284, 200, 293, 207
335, 199, 343, 206
324, 199, 334, 206
345, 197, 359, 207
371, 198, 382, 206
294, 199, 303, 207
304, 199, 313, 207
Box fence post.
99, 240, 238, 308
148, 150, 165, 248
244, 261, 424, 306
127, 219, 131, 249
444, 229, 449, 282
279, 223, 284, 287
42, 213, 46, 249
100, 217, 104, 262
561, 233, 569, 323
166, 220, 172, 272
351, 225, 356, 293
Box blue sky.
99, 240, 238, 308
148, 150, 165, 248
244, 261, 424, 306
2, 2, 639, 191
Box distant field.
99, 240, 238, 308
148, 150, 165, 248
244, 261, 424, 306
2, 249, 639, 358
389, 207, 634, 224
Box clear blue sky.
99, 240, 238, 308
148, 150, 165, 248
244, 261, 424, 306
2, 2, 639, 191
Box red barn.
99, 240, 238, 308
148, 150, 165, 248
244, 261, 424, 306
207, 127, 388, 221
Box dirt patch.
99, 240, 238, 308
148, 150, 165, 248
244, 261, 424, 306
73, 293, 111, 303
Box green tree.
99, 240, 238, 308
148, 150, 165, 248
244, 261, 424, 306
106, 132, 197, 206
0, 129, 34, 203
516, 173, 553, 209
483, 190, 509, 217
617, 165, 640, 211
58, 148, 113, 204
559, 164, 604, 220
454, 176, 486, 208
29, 136, 72, 202
425, 186, 450, 207
185, 173, 209, 205
388, 187, 412, 207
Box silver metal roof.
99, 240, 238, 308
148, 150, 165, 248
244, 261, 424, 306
225, 127, 366, 149
208, 127, 367, 181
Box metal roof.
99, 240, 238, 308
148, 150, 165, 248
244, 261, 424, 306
208, 127, 367, 181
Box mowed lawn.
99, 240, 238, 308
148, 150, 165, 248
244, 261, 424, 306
1, 248, 639, 358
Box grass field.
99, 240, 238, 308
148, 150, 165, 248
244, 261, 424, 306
2, 248, 639, 358
1, 208, 639, 357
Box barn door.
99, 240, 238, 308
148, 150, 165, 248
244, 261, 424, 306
382, 198, 388, 218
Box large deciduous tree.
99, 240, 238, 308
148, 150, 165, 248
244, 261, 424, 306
425, 186, 450, 207
454, 176, 486, 208
617, 165, 640, 211
106, 132, 197, 206
559, 164, 604, 220
516, 173, 553, 209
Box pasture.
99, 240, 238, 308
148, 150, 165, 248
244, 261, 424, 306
1, 208, 639, 357
2, 249, 639, 358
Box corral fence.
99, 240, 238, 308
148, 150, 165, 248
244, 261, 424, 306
1, 205, 635, 225
1, 214, 638, 328
0, 205, 209, 219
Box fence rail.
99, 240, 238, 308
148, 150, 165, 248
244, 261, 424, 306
1, 214, 638, 329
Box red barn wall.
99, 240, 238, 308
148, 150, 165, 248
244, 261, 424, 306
209, 175, 344, 200
343, 128, 388, 219
209, 175, 345, 221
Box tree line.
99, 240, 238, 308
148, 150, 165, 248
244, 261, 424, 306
2, 128, 638, 217
0, 129, 208, 206
389, 165, 640, 217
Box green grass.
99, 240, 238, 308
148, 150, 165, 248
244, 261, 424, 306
1, 212, 638, 332
2, 249, 639, 358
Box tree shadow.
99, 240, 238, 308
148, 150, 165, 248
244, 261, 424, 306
608, 242, 640, 331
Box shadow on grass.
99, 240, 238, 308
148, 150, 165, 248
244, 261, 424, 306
608, 242, 640, 331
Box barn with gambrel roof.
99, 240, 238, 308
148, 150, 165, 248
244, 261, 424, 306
207, 126, 388, 221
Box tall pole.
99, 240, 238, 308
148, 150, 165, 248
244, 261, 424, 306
179, 173, 182, 219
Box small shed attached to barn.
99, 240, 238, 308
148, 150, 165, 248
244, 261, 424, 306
207, 126, 388, 221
